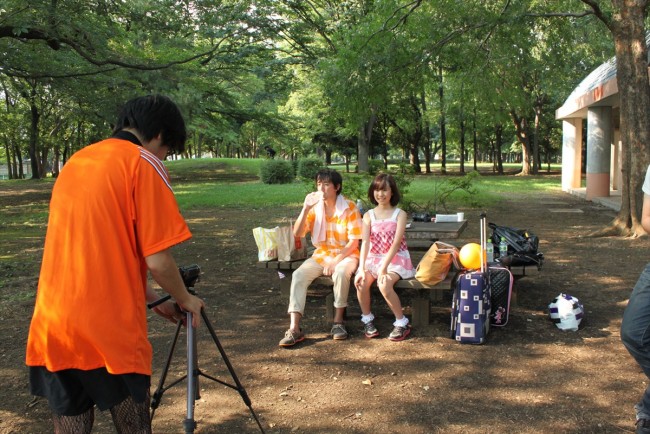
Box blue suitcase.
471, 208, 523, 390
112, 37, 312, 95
450, 214, 491, 344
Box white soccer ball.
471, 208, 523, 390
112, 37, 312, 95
548, 293, 584, 331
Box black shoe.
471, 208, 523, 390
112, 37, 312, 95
330, 323, 348, 340
637, 418, 650, 434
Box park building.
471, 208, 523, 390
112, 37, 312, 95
555, 33, 650, 212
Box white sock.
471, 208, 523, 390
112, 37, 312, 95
394, 316, 409, 327
361, 313, 375, 324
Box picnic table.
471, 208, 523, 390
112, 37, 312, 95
405, 219, 468, 251
405, 219, 468, 240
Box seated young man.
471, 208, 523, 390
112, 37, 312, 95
279, 168, 362, 347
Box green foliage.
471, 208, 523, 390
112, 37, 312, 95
341, 173, 373, 206
405, 172, 479, 214
290, 159, 299, 178
259, 159, 294, 184
296, 158, 326, 180
368, 159, 384, 175
343, 163, 415, 211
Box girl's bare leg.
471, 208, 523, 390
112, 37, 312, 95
378, 272, 405, 319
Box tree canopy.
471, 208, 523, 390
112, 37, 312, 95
1, 0, 649, 234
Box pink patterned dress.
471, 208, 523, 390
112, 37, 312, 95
363, 208, 415, 279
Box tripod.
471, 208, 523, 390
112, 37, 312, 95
148, 267, 265, 433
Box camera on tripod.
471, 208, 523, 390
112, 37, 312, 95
150, 263, 265, 433
179, 264, 201, 288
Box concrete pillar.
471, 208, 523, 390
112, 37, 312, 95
611, 129, 621, 191
561, 119, 583, 192
586, 106, 612, 199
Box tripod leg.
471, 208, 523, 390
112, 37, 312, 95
200, 309, 266, 433
151, 319, 183, 421
184, 311, 197, 434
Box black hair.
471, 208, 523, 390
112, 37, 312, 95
112, 95, 187, 154
315, 168, 342, 195
367, 173, 401, 206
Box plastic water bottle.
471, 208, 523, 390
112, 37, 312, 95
486, 242, 494, 263
499, 237, 508, 259
356, 199, 364, 215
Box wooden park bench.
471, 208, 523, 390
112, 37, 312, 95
257, 254, 538, 328
257, 256, 453, 328
256, 220, 470, 328
256, 219, 538, 327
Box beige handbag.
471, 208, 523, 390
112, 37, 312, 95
276, 220, 308, 262
415, 241, 460, 285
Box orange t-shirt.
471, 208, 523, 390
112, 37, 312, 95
25, 137, 191, 375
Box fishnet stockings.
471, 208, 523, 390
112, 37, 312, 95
109, 390, 152, 434
52, 408, 94, 434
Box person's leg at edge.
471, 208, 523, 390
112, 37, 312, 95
331, 257, 358, 338
332, 257, 357, 319
52, 409, 94, 434
377, 272, 406, 321
378, 272, 410, 341
621, 264, 650, 425
281, 258, 323, 345
356, 270, 378, 338
356, 270, 374, 316
109, 389, 152, 434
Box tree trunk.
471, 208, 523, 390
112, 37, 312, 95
532, 99, 543, 175
29, 100, 41, 179
52, 143, 61, 177
408, 95, 422, 173
495, 124, 504, 175
473, 108, 478, 171
459, 117, 466, 174
16, 144, 24, 178
510, 110, 531, 175
357, 111, 376, 173
421, 90, 431, 173
438, 64, 447, 174
609, 6, 650, 236
40, 145, 49, 178
3, 139, 12, 179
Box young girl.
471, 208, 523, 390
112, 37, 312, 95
354, 173, 415, 341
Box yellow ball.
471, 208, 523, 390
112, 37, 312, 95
459, 243, 483, 269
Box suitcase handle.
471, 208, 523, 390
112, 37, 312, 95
480, 212, 487, 273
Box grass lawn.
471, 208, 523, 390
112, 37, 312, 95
167, 158, 562, 212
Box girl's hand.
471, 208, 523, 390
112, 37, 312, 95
354, 272, 364, 289
377, 273, 393, 285
377, 267, 391, 285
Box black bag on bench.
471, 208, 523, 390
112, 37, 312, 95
489, 223, 544, 269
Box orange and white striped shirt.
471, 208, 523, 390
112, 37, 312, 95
302, 199, 362, 265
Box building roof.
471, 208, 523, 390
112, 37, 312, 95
555, 32, 650, 120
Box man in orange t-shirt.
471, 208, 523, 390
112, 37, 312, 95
25, 95, 204, 433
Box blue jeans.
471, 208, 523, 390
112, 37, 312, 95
621, 263, 650, 419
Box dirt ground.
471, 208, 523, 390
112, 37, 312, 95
1, 176, 649, 433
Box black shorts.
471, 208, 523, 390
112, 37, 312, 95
29, 366, 150, 416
